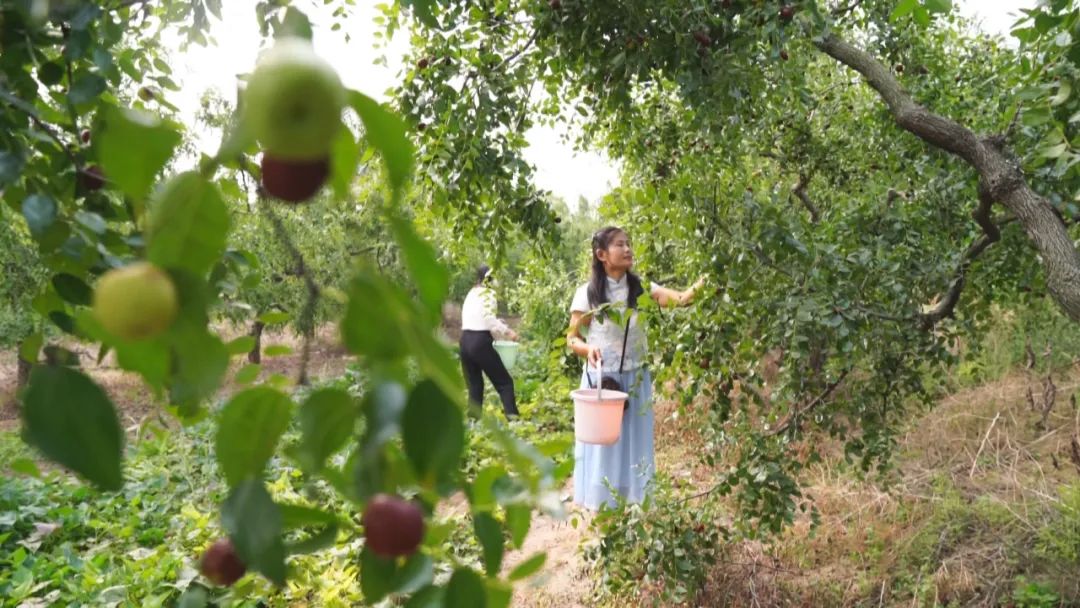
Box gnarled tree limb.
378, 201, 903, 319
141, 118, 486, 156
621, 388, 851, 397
792, 173, 821, 222
919, 199, 1016, 329
815, 33, 1080, 322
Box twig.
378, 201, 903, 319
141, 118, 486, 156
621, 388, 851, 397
969, 411, 1000, 478
768, 369, 851, 436
0, 88, 80, 170
791, 173, 821, 223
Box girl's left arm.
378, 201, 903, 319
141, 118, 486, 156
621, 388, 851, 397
651, 276, 707, 308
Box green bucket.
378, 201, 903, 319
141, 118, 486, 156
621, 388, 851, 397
493, 341, 520, 371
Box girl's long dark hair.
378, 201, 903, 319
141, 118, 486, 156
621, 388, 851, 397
587, 226, 644, 314
475, 264, 491, 286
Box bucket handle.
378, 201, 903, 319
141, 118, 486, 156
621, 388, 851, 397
593, 355, 603, 401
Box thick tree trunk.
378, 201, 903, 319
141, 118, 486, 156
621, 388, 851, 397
16, 348, 32, 389
248, 320, 264, 364
815, 34, 1080, 322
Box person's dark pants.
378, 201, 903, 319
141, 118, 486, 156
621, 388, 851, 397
459, 330, 518, 418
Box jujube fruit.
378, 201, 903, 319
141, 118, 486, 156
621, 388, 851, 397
80, 165, 105, 191
242, 37, 345, 161
362, 494, 425, 558
92, 262, 178, 341
200, 538, 246, 587
261, 154, 329, 203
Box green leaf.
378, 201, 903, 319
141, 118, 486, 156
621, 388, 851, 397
97, 105, 182, 199
470, 466, 507, 511
330, 124, 361, 199
473, 512, 504, 576
347, 90, 414, 198
76, 309, 171, 388
295, 388, 356, 472
19, 333, 42, 364
216, 387, 293, 486
913, 6, 931, 27
176, 586, 209, 608
169, 328, 229, 412
22, 194, 57, 237
286, 523, 339, 555
1051, 81, 1072, 106
486, 579, 512, 608
891, 0, 918, 19
222, 479, 286, 586
402, 380, 464, 486
21, 366, 123, 490
504, 504, 531, 549
1041, 142, 1069, 158
0, 151, 24, 188
10, 457, 42, 478
403, 0, 441, 29
226, 336, 257, 355
362, 380, 408, 448
923, 0, 952, 14
276, 6, 313, 40
391, 216, 449, 321
280, 504, 339, 529
147, 172, 230, 276
52, 273, 92, 306
361, 544, 398, 603
395, 554, 435, 594
342, 271, 411, 360
234, 364, 261, 385
264, 344, 293, 357
38, 62, 64, 85
74, 210, 107, 234
509, 552, 546, 581
445, 568, 487, 608
280, 503, 341, 554
69, 73, 106, 105
405, 586, 444, 607
258, 311, 290, 325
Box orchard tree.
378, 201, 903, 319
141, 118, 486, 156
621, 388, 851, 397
385, 0, 1080, 532
2, 1, 560, 604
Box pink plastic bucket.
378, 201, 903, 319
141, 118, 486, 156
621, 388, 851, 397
570, 360, 628, 445
570, 390, 630, 447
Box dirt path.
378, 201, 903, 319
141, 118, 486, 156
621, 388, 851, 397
496, 397, 701, 608
501, 484, 594, 608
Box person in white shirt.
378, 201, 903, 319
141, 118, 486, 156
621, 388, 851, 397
460, 264, 520, 419
566, 226, 705, 510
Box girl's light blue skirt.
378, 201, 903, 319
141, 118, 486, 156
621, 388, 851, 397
573, 366, 654, 510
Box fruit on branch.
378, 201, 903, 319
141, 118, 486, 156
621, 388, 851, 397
549, 0, 562, 9
779, 5, 796, 21
780, 49, 789, 61
80, 129, 91, 144
243, 37, 345, 161
693, 30, 712, 47
200, 538, 247, 587
260, 154, 330, 203
417, 57, 430, 69
362, 494, 425, 558
80, 165, 105, 191
93, 262, 178, 341
138, 86, 158, 101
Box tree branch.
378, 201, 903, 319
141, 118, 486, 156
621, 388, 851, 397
815, 33, 1080, 323
767, 369, 850, 437
0, 89, 81, 170
918, 200, 1013, 329
791, 172, 821, 222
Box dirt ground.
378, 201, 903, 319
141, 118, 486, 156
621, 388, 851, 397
0, 324, 351, 431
